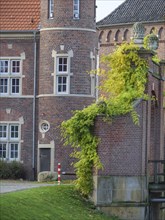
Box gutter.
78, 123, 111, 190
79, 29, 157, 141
32, 30, 38, 180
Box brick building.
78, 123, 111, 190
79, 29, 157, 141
94, 1, 165, 218
97, 0, 165, 60
0, 0, 97, 179
92, 52, 165, 219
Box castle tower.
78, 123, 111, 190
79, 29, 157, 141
37, 0, 97, 175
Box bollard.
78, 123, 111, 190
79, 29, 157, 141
58, 163, 61, 185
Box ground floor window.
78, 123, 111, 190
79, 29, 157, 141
0, 123, 20, 161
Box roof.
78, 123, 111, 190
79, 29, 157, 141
97, 0, 165, 27
0, 0, 40, 31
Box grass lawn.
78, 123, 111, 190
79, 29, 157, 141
0, 185, 118, 220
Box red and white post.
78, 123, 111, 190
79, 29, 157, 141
58, 163, 61, 185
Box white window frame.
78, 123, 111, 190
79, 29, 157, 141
0, 58, 22, 96
0, 123, 21, 161
48, 0, 54, 19
73, 0, 80, 19
56, 56, 69, 94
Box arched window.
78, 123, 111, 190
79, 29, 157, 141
123, 29, 129, 41
106, 30, 112, 42
150, 27, 155, 34
158, 27, 163, 40
115, 30, 121, 42
99, 31, 104, 43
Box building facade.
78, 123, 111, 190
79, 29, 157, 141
0, 0, 97, 179
92, 50, 165, 220
97, 0, 165, 60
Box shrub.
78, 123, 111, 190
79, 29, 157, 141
0, 160, 26, 179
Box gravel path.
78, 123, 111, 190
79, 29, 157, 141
0, 180, 57, 194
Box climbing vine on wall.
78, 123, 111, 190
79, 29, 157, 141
61, 42, 148, 196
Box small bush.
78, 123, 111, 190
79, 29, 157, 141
0, 160, 26, 179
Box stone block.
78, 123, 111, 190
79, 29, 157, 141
38, 171, 57, 182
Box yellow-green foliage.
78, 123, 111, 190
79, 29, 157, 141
143, 33, 160, 64
61, 42, 148, 196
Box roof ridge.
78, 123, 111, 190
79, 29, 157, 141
97, 0, 165, 27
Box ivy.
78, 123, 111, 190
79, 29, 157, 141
143, 33, 160, 64
61, 42, 148, 196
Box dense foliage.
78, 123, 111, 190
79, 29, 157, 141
0, 160, 26, 179
61, 42, 148, 196
143, 33, 160, 64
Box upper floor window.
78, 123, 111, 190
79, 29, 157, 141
0, 59, 22, 96
56, 57, 68, 94
73, 0, 80, 19
0, 123, 20, 161
48, 0, 54, 19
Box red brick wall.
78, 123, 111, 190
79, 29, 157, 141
40, 0, 96, 30
0, 38, 37, 179
94, 107, 143, 176
38, 0, 97, 174
94, 57, 164, 177
98, 23, 165, 60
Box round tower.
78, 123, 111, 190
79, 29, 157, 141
37, 0, 97, 175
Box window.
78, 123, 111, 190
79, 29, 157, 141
0, 124, 20, 160
0, 59, 21, 96
158, 27, 163, 40
40, 121, 50, 133
73, 0, 79, 19
48, 0, 54, 18
56, 57, 68, 94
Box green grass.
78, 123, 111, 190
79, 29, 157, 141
0, 185, 118, 220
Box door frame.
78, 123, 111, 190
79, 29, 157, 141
38, 140, 55, 173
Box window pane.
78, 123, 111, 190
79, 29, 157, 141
0, 60, 8, 73
63, 85, 66, 91
73, 0, 79, 19
57, 76, 67, 93
11, 60, 20, 74
58, 77, 62, 84
0, 143, 7, 159
10, 143, 18, 159
58, 57, 68, 72
0, 78, 8, 93
11, 78, 20, 94
0, 125, 7, 139
10, 125, 19, 139
63, 77, 67, 83
49, 0, 54, 18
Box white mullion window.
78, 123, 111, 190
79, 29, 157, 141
0, 78, 8, 94
0, 60, 9, 74
11, 78, 20, 94
73, 0, 80, 19
9, 143, 19, 160
56, 57, 68, 94
57, 76, 68, 93
10, 125, 19, 140
48, 0, 54, 19
0, 123, 20, 161
0, 125, 7, 140
0, 143, 7, 159
0, 59, 21, 96
11, 60, 20, 74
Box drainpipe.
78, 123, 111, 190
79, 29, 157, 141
32, 31, 37, 180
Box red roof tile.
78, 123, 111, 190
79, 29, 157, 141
0, 0, 40, 31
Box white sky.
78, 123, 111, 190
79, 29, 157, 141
96, 0, 125, 21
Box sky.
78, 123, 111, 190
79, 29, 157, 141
96, 0, 125, 21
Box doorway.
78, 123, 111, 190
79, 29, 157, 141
40, 148, 51, 172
